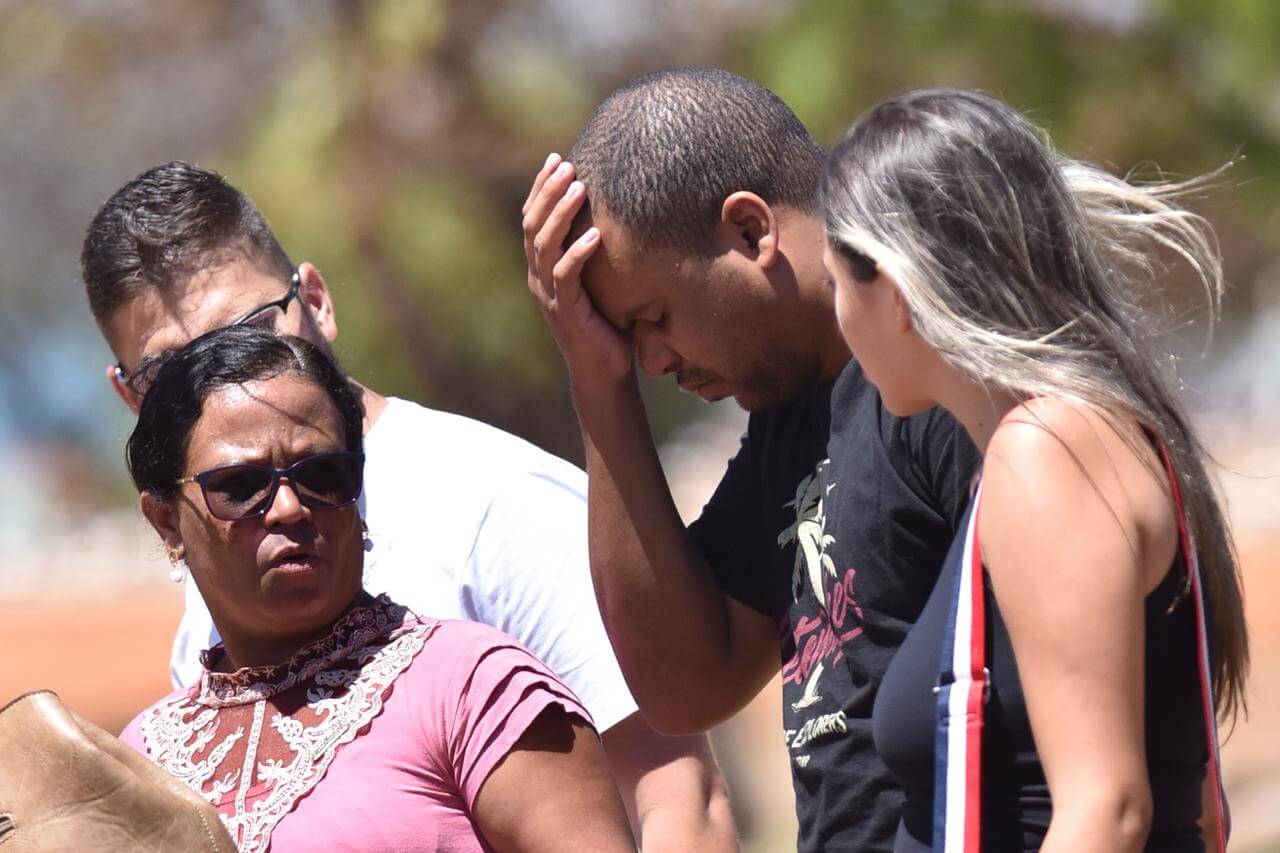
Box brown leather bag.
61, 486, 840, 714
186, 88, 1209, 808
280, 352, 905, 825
0, 690, 236, 852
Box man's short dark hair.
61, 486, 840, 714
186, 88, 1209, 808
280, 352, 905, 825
80, 161, 293, 331
570, 67, 825, 251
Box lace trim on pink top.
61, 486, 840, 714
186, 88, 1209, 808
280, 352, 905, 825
140, 594, 437, 853
196, 594, 422, 708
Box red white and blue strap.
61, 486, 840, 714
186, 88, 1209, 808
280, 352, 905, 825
935, 457, 1228, 851
1160, 447, 1229, 851
934, 483, 986, 853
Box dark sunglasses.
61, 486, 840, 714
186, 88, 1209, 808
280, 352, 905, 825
115, 269, 302, 397
176, 451, 364, 521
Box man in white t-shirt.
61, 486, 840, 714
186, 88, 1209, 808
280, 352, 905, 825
81, 161, 735, 850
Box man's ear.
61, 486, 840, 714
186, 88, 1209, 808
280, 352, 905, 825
107, 363, 142, 414
715, 192, 780, 269
297, 262, 338, 342
140, 491, 184, 556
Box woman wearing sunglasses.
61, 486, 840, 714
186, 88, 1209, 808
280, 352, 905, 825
821, 90, 1247, 851
118, 325, 634, 853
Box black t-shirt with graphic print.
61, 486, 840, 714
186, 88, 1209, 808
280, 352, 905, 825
688, 359, 978, 852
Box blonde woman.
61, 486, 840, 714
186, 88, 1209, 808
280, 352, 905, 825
821, 89, 1246, 851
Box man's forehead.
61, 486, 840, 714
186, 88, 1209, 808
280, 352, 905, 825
107, 261, 285, 364
579, 218, 654, 324
583, 218, 699, 315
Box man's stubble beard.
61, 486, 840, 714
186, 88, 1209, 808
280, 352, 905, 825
731, 351, 815, 413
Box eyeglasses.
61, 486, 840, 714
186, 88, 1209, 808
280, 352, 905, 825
176, 451, 364, 522
114, 269, 302, 397
232, 268, 303, 328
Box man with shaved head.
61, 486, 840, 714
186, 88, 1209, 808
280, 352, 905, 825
523, 68, 978, 850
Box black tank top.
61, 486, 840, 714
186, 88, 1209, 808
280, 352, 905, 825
872, 499, 1208, 851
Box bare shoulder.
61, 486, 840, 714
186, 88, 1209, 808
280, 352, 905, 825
989, 396, 1132, 462
985, 396, 1157, 497
980, 397, 1174, 588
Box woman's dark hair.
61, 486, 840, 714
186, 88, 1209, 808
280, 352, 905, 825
127, 325, 364, 498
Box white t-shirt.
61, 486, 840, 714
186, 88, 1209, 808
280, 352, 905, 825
169, 397, 638, 732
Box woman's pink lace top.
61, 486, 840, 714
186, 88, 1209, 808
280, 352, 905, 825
120, 595, 593, 852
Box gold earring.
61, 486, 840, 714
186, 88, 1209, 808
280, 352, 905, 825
167, 550, 188, 584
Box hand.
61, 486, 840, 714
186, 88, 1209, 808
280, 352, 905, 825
522, 154, 633, 390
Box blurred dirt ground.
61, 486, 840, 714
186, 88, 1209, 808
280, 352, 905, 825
1227, 530, 1280, 851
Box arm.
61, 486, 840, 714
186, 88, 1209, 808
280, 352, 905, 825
600, 712, 738, 852
583, 395, 782, 733
981, 400, 1175, 851
1198, 769, 1226, 853
464, 469, 737, 849
521, 156, 779, 734
474, 706, 635, 853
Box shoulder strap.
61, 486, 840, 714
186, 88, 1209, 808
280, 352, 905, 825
935, 458, 1230, 851
934, 484, 986, 853
1158, 446, 1230, 850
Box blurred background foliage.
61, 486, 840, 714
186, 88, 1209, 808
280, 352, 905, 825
0, 0, 1276, 494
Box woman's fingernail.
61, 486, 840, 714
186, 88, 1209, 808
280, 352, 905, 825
545, 152, 560, 169
567, 181, 584, 198
554, 161, 572, 178
583, 227, 599, 244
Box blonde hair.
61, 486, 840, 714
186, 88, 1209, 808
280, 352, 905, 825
822, 88, 1247, 721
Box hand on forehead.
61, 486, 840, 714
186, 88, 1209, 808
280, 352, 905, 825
563, 195, 595, 251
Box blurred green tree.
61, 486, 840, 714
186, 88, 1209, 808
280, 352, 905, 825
0, 0, 1275, 477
